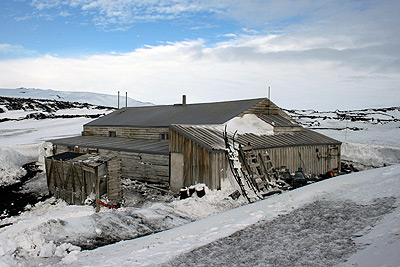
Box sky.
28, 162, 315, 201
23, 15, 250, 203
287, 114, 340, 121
0, 0, 399, 110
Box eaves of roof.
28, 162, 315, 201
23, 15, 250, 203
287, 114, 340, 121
48, 135, 169, 155
170, 124, 341, 153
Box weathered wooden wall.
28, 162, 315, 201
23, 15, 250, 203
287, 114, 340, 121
45, 155, 122, 205
120, 151, 169, 185
210, 153, 227, 190
106, 156, 122, 205
240, 98, 295, 122
46, 157, 87, 204
259, 144, 341, 175
83, 126, 169, 140
54, 145, 169, 186
169, 129, 225, 190
170, 126, 340, 190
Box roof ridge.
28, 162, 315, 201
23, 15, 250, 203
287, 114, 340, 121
121, 97, 267, 109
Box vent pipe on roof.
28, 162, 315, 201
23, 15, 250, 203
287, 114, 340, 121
267, 86, 271, 115
126, 92, 128, 107
118, 91, 120, 109
182, 95, 187, 105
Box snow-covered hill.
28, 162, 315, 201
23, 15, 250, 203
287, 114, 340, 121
0, 96, 114, 147
0, 96, 116, 186
0, 88, 153, 108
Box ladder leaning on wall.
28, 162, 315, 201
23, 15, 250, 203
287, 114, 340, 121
238, 144, 291, 196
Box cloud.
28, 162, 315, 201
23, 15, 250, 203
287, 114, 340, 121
28, 0, 226, 28
0, 44, 37, 58
30, 0, 64, 10
0, 34, 398, 110
3, 1, 399, 109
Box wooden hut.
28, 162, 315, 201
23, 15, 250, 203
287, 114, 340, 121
48, 97, 341, 194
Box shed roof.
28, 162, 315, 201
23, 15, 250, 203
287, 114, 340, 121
49, 136, 169, 155
170, 124, 341, 153
85, 98, 266, 128
257, 114, 301, 128
48, 151, 85, 161
47, 152, 114, 168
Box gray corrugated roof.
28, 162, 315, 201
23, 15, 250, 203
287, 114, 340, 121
257, 114, 301, 127
170, 124, 341, 153
49, 136, 169, 155
85, 98, 265, 127
236, 129, 341, 149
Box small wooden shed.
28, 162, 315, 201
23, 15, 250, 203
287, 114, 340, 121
45, 152, 121, 207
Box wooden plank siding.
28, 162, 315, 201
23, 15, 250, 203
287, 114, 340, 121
45, 158, 86, 205
210, 153, 228, 190
240, 98, 295, 122
83, 126, 169, 140
259, 144, 341, 175
54, 144, 169, 185
120, 151, 169, 184
169, 128, 225, 190
45, 155, 121, 205
106, 156, 122, 205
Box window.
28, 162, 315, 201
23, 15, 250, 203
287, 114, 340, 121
160, 133, 169, 140
109, 131, 116, 137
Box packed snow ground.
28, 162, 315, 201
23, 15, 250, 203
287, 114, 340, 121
0, 97, 400, 266
164, 198, 396, 267
61, 165, 400, 267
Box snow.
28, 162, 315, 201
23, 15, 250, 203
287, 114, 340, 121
0, 98, 400, 266
148, 186, 246, 221
0, 191, 242, 266
225, 114, 274, 135
164, 198, 396, 267
0, 115, 110, 147
342, 142, 400, 168
1, 165, 398, 266
58, 165, 400, 267
0, 97, 113, 185
0, 147, 28, 186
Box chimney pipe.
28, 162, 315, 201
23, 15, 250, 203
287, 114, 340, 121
182, 95, 186, 105
118, 91, 120, 109
267, 86, 271, 115
125, 92, 128, 107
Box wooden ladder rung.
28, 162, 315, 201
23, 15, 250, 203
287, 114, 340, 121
250, 162, 260, 168
241, 146, 253, 151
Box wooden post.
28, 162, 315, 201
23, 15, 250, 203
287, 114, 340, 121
95, 167, 100, 212
69, 160, 75, 205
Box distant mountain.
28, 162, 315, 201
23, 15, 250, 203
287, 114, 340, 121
0, 88, 153, 108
